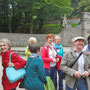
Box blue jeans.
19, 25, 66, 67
56, 70, 63, 90
45, 68, 50, 76
66, 78, 87, 90
50, 66, 57, 88
45, 66, 57, 89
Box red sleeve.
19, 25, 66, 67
56, 54, 62, 62
41, 46, 53, 62
11, 52, 26, 69
56, 55, 62, 70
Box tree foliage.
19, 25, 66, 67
70, 0, 90, 17
78, 0, 90, 12
0, 0, 73, 33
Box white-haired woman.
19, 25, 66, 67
25, 37, 37, 60
0, 38, 26, 90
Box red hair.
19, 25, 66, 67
46, 34, 54, 40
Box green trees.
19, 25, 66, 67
0, 0, 73, 33
78, 0, 90, 12
70, 0, 90, 17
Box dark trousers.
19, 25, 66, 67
10, 88, 16, 90
55, 70, 63, 90
45, 66, 57, 89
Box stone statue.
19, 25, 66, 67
62, 14, 68, 28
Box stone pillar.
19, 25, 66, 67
82, 12, 90, 38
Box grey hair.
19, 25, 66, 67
54, 36, 61, 39
29, 37, 37, 43
0, 38, 11, 49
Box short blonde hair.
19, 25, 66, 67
29, 37, 37, 43
0, 38, 11, 49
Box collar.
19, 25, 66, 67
73, 47, 83, 53
30, 53, 39, 58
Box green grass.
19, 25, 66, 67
70, 23, 79, 27
43, 24, 62, 34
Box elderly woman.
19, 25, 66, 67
0, 38, 26, 90
41, 34, 62, 89
25, 37, 37, 60
24, 44, 47, 90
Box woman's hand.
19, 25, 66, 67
8, 62, 14, 67
56, 58, 59, 62
53, 59, 58, 63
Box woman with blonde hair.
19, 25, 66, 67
25, 37, 37, 60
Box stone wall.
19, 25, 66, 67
0, 33, 47, 47
59, 25, 82, 46
0, 27, 82, 47
82, 12, 90, 38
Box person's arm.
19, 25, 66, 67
11, 52, 26, 69
83, 53, 90, 77
60, 52, 76, 77
36, 57, 47, 84
41, 46, 53, 62
56, 54, 62, 61
25, 45, 31, 56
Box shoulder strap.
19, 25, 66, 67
26, 56, 38, 70
9, 52, 13, 62
69, 52, 83, 68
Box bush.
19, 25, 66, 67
43, 24, 62, 34
70, 23, 79, 27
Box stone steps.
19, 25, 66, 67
11, 47, 70, 55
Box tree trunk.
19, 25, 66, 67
38, 19, 44, 34
8, 22, 12, 33
24, 12, 28, 32
30, 21, 33, 34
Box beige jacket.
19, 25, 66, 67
61, 48, 90, 90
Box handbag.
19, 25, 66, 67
19, 56, 37, 88
44, 76, 55, 90
62, 52, 83, 79
6, 53, 26, 83
19, 77, 25, 88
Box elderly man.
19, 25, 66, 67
61, 36, 90, 90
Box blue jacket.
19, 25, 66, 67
24, 54, 47, 90
53, 43, 64, 57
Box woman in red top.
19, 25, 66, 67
41, 34, 62, 89
0, 38, 26, 90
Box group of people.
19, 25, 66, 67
0, 34, 90, 90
